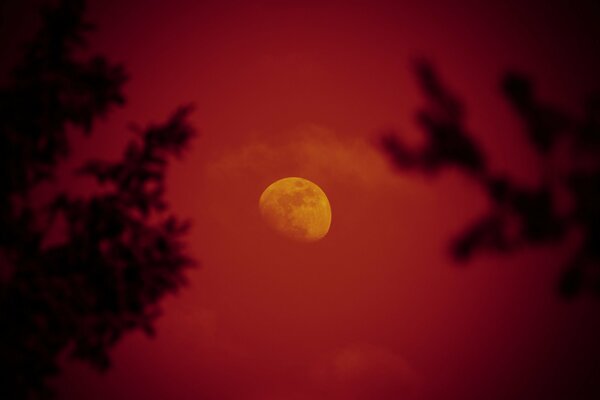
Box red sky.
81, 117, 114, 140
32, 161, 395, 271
4, 0, 600, 398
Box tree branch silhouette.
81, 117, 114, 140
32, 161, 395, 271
0, 1, 196, 398
381, 61, 600, 299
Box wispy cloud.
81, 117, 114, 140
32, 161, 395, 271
205, 124, 402, 190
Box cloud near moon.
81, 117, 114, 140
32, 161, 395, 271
200, 124, 408, 241
205, 124, 401, 189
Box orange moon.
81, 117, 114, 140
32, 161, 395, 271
259, 177, 332, 242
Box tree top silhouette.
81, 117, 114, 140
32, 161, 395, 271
382, 60, 600, 299
0, 1, 196, 398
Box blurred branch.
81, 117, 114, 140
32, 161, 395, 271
0, 1, 196, 398
381, 61, 600, 299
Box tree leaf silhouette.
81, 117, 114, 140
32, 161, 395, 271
0, 1, 196, 398
382, 61, 485, 176
381, 61, 600, 298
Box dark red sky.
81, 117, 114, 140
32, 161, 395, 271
4, 0, 600, 399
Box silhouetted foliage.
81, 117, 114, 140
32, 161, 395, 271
381, 61, 485, 175
0, 1, 195, 398
381, 61, 600, 299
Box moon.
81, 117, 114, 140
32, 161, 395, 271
259, 177, 332, 242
